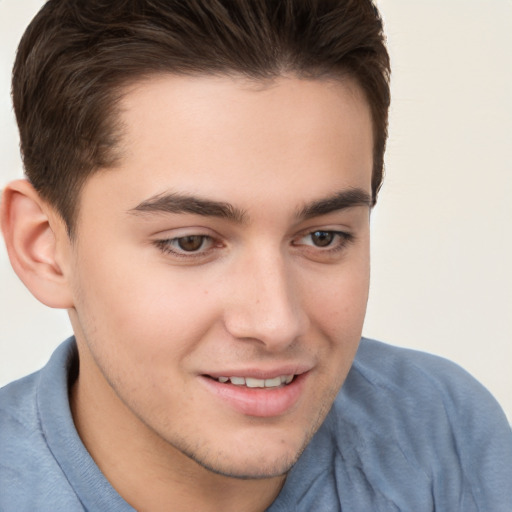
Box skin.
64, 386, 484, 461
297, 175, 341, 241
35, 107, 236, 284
4, 74, 374, 511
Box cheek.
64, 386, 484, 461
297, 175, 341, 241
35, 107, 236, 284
70, 243, 220, 362
305, 257, 370, 334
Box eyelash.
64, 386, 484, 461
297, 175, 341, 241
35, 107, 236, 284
153, 230, 354, 260
293, 230, 354, 253
154, 235, 218, 259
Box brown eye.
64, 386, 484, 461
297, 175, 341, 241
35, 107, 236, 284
154, 234, 219, 259
177, 235, 206, 252
310, 231, 335, 247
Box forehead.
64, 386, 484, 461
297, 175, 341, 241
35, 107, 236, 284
79, 73, 373, 219
118, 73, 372, 156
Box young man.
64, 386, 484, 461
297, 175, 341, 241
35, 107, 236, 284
0, 1, 510, 511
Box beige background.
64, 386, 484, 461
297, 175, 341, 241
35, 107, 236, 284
1, 0, 511, 419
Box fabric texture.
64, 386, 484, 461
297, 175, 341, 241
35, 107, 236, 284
1, 337, 511, 511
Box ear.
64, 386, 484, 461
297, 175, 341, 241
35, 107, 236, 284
1, 179, 74, 309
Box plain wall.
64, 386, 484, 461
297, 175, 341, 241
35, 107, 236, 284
1, 0, 511, 419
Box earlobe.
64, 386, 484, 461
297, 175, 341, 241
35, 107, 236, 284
0, 179, 74, 309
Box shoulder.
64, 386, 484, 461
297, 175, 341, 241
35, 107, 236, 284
346, 337, 509, 428
0, 342, 85, 511
339, 337, 512, 455
351, 337, 496, 400
323, 338, 512, 510
0, 371, 44, 466
0, 370, 39, 425
276, 339, 512, 511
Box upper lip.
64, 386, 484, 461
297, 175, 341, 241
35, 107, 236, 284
203, 363, 313, 380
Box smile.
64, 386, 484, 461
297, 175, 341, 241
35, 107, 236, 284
213, 375, 295, 388
201, 372, 308, 417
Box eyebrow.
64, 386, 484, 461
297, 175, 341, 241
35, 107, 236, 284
129, 187, 372, 223
297, 188, 372, 219
129, 192, 247, 223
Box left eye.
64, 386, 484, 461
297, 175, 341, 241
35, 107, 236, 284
308, 231, 336, 247
296, 230, 348, 248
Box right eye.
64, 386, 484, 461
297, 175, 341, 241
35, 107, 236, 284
154, 234, 216, 257
173, 235, 209, 252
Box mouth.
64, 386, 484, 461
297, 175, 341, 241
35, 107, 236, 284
201, 372, 307, 417
206, 374, 295, 389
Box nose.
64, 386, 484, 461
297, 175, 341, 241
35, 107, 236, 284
223, 248, 309, 351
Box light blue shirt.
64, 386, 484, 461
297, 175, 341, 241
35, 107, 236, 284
1, 337, 511, 511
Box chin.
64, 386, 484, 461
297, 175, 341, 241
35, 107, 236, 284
191, 451, 300, 480
174, 430, 310, 480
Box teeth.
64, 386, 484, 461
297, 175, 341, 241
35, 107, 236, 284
264, 376, 282, 387
246, 377, 265, 388
215, 374, 295, 388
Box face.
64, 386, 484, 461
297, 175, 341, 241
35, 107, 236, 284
66, 74, 373, 479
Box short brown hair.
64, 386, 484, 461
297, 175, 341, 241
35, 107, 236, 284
13, 0, 390, 235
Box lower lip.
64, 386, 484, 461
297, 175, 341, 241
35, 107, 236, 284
200, 373, 307, 418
